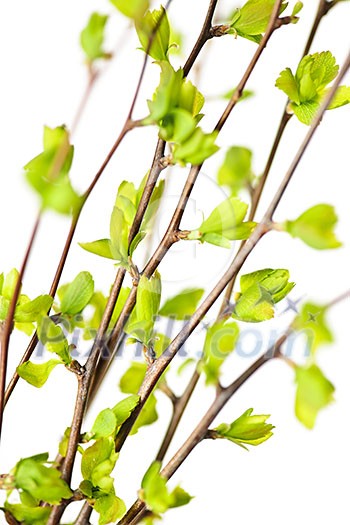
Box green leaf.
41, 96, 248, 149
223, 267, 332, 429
159, 288, 204, 319
125, 272, 161, 346
120, 362, 147, 394
275, 67, 300, 103
172, 128, 219, 165
146, 62, 183, 122
290, 100, 319, 125
292, 302, 333, 355
327, 85, 350, 109
14, 295, 53, 323
2, 268, 20, 299
119, 363, 158, 434
81, 437, 118, 490
60, 271, 94, 314
232, 269, 294, 323
239, 268, 294, 302
17, 359, 62, 388
110, 0, 149, 20
37, 316, 71, 364
292, 1, 304, 16
136, 7, 170, 61
276, 52, 344, 125
295, 364, 335, 429
214, 408, 274, 449
3, 502, 51, 525
201, 197, 248, 236
110, 206, 129, 266
140, 462, 192, 514
217, 146, 254, 195
230, 0, 287, 36
112, 394, 140, 426
284, 204, 341, 249
24, 126, 81, 215
92, 409, 118, 439
141, 462, 169, 514
15, 457, 72, 504
79, 239, 115, 260
94, 494, 126, 525
202, 320, 239, 385
80, 13, 109, 63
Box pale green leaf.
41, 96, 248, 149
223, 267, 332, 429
79, 239, 115, 260
159, 288, 204, 319
136, 7, 170, 61
284, 204, 341, 249
214, 408, 274, 449
295, 364, 335, 429
17, 359, 62, 388
60, 271, 94, 314
110, 0, 149, 20
80, 13, 109, 62
217, 146, 254, 194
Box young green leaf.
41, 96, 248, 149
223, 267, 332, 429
81, 437, 118, 489
24, 126, 81, 215
109, 206, 129, 266
188, 197, 256, 247
3, 502, 51, 525
136, 7, 170, 61
14, 456, 72, 504
146, 61, 184, 123
80, 13, 110, 63
140, 461, 192, 514
17, 359, 62, 388
91, 409, 118, 439
59, 271, 94, 314
327, 85, 350, 109
112, 394, 140, 426
159, 288, 204, 320
232, 269, 295, 322
110, 0, 149, 20
292, 302, 333, 356
229, 0, 288, 42
172, 128, 219, 165
276, 51, 350, 125
283, 204, 342, 249
295, 364, 335, 429
1, 268, 20, 299
14, 295, 53, 323
213, 408, 274, 449
217, 146, 254, 195
79, 239, 115, 260
202, 320, 239, 385
94, 494, 126, 525
119, 364, 158, 434
37, 316, 71, 364
125, 272, 161, 346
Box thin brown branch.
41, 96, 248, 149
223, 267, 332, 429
219, 0, 342, 313
156, 368, 200, 462
117, 333, 288, 525
0, 213, 41, 441
113, 47, 350, 456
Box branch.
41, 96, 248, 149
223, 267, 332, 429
219, 0, 343, 312
113, 46, 350, 456
91, 0, 286, 406
0, 214, 41, 441
118, 287, 350, 525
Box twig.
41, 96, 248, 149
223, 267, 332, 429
113, 46, 350, 456
0, 213, 41, 441
119, 283, 350, 524
218, 0, 341, 314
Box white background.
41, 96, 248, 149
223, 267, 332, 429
0, 0, 350, 524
